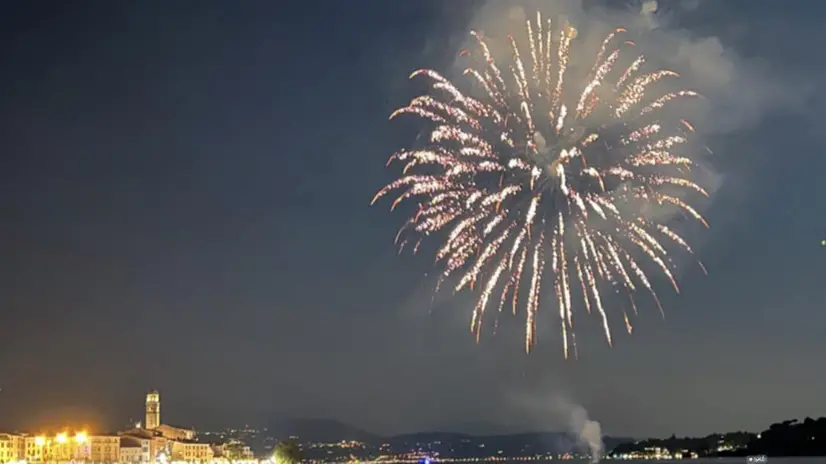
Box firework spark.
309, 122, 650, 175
372, 13, 709, 358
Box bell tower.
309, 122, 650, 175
145, 390, 160, 430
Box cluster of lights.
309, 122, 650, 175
612, 446, 699, 460
155, 461, 260, 464
0, 461, 258, 464
436, 458, 562, 462
309, 440, 365, 449
307, 444, 600, 463
32, 431, 88, 446
310, 457, 586, 464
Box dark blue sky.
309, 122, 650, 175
1, 0, 825, 438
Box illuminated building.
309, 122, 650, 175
24, 435, 48, 462
141, 390, 196, 441
121, 392, 213, 462
0, 389, 252, 463
150, 435, 172, 461
120, 428, 170, 460
0, 433, 25, 462
89, 434, 120, 462
19, 432, 91, 462
155, 424, 196, 441
169, 440, 214, 461
51, 431, 92, 461
120, 436, 151, 463
146, 390, 161, 430
212, 440, 255, 461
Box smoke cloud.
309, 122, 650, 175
509, 389, 604, 461
639, 0, 659, 29
561, 398, 604, 462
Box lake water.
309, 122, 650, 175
522, 460, 822, 464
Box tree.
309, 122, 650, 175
273, 439, 302, 464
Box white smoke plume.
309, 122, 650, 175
552, 396, 603, 462
640, 0, 659, 30
509, 390, 604, 462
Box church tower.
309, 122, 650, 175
145, 390, 160, 430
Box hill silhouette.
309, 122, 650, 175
260, 418, 632, 459
611, 416, 826, 458
263, 418, 379, 443
255, 415, 826, 458
725, 417, 826, 457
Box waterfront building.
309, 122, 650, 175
50, 431, 91, 461
0, 389, 254, 463
0, 433, 24, 462
89, 434, 120, 462
170, 439, 214, 461
23, 435, 46, 462
212, 439, 256, 461
120, 436, 151, 463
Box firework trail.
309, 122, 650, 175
372, 12, 709, 358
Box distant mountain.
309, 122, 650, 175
386, 431, 633, 456
258, 417, 633, 456
497, 432, 633, 453
386, 432, 472, 445
439, 420, 516, 436
263, 418, 378, 443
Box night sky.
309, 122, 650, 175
1, 0, 825, 439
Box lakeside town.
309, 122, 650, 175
2, 390, 824, 463
0, 391, 258, 463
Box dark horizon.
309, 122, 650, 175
6, 411, 819, 442
2, 0, 825, 439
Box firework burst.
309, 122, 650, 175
372, 12, 709, 358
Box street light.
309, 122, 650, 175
75, 432, 88, 444
55, 433, 68, 444
34, 436, 46, 447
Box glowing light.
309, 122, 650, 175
34, 436, 46, 446
374, 12, 708, 357
55, 433, 67, 444
74, 432, 88, 443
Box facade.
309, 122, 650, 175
0, 435, 12, 463
120, 436, 151, 462
23, 436, 46, 462
5, 430, 246, 463
50, 432, 91, 461
120, 444, 145, 463
170, 440, 214, 462
0, 434, 24, 462
14, 433, 91, 462
24, 435, 47, 462
213, 440, 255, 460
0, 390, 254, 463
89, 435, 120, 462
120, 427, 172, 461
145, 390, 161, 430
150, 435, 171, 461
